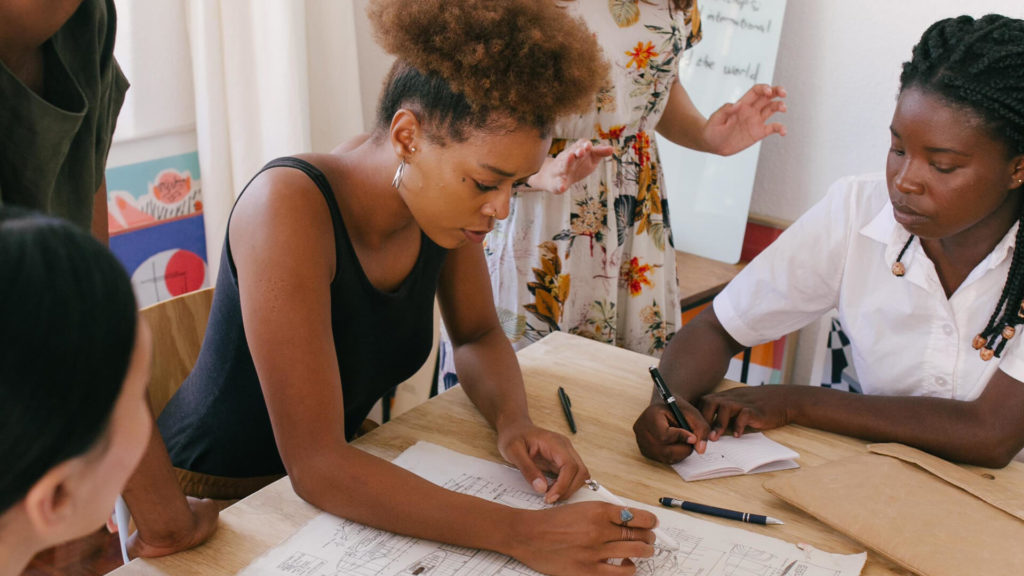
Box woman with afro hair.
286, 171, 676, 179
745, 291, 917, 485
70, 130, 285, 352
149, 0, 658, 573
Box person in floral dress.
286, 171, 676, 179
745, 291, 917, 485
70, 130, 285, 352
438, 0, 786, 390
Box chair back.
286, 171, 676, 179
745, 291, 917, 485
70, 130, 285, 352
139, 288, 214, 417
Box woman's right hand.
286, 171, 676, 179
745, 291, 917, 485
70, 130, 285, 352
505, 502, 657, 575
632, 401, 710, 464
126, 496, 220, 558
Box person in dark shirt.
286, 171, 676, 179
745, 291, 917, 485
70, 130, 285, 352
152, 1, 660, 573
0, 0, 216, 559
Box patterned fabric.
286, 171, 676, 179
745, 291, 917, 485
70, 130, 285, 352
820, 317, 860, 393
485, 0, 701, 358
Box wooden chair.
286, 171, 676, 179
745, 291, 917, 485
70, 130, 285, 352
138, 286, 383, 435
139, 287, 214, 417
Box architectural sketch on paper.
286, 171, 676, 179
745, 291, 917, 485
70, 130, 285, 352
239, 443, 865, 576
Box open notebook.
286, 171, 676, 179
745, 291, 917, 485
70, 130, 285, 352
672, 432, 799, 481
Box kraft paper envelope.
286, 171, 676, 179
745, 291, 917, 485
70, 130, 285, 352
867, 443, 1024, 521
763, 444, 1024, 576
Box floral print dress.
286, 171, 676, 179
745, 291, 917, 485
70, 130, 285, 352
485, 0, 702, 357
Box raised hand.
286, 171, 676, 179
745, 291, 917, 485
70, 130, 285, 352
702, 84, 787, 156
529, 140, 614, 194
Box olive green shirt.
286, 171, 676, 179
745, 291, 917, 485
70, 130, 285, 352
0, 0, 128, 230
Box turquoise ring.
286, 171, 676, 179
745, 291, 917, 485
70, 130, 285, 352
619, 508, 634, 524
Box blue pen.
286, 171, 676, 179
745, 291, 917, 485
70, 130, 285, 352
660, 497, 784, 525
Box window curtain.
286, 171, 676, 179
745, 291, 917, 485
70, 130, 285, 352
185, 0, 365, 278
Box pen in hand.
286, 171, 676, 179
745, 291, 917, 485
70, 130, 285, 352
648, 366, 692, 433
557, 386, 576, 434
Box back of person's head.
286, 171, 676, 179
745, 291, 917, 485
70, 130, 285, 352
0, 207, 138, 515
368, 0, 607, 143
899, 15, 1024, 359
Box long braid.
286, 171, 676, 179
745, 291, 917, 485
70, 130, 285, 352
900, 14, 1024, 360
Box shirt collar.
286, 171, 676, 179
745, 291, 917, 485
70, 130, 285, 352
860, 199, 1018, 274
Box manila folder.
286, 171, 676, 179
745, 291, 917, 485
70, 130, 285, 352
763, 443, 1024, 576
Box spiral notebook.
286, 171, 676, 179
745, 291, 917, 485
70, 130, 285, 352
672, 432, 799, 481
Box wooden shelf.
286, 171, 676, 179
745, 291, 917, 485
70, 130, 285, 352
676, 250, 745, 311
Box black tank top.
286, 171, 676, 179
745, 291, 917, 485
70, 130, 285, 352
158, 157, 447, 477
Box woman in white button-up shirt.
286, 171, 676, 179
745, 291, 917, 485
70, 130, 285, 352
634, 14, 1024, 468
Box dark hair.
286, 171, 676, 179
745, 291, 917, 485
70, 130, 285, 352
899, 14, 1024, 360
368, 0, 607, 143
0, 208, 138, 513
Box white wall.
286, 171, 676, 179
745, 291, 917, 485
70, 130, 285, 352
353, 0, 394, 133
306, 0, 366, 152
752, 0, 1024, 223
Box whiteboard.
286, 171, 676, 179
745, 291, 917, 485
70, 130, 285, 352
658, 0, 787, 263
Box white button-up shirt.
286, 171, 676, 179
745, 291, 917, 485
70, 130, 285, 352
715, 173, 1024, 405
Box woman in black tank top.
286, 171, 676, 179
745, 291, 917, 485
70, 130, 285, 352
136, 1, 659, 574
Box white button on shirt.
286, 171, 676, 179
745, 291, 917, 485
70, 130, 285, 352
714, 173, 1024, 406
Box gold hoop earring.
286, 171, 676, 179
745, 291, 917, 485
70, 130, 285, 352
392, 159, 407, 190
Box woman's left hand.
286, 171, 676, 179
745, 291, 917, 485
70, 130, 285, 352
703, 84, 787, 156
497, 421, 590, 503
698, 385, 795, 441
527, 140, 614, 194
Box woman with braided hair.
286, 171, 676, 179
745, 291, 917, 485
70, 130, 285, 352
633, 14, 1024, 468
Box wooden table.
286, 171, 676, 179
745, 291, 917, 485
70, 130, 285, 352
675, 250, 745, 311
113, 332, 920, 575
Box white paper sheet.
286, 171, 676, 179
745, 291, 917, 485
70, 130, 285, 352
672, 432, 800, 481
239, 442, 865, 576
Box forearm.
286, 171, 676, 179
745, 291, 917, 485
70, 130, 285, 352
786, 386, 1016, 467
291, 444, 526, 554
122, 418, 204, 545
452, 325, 532, 431
660, 308, 743, 405
654, 81, 711, 152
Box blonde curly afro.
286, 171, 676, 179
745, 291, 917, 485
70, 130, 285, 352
369, 0, 608, 141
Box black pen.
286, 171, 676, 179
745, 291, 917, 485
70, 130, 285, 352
659, 497, 784, 525
648, 366, 691, 432
557, 386, 577, 434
